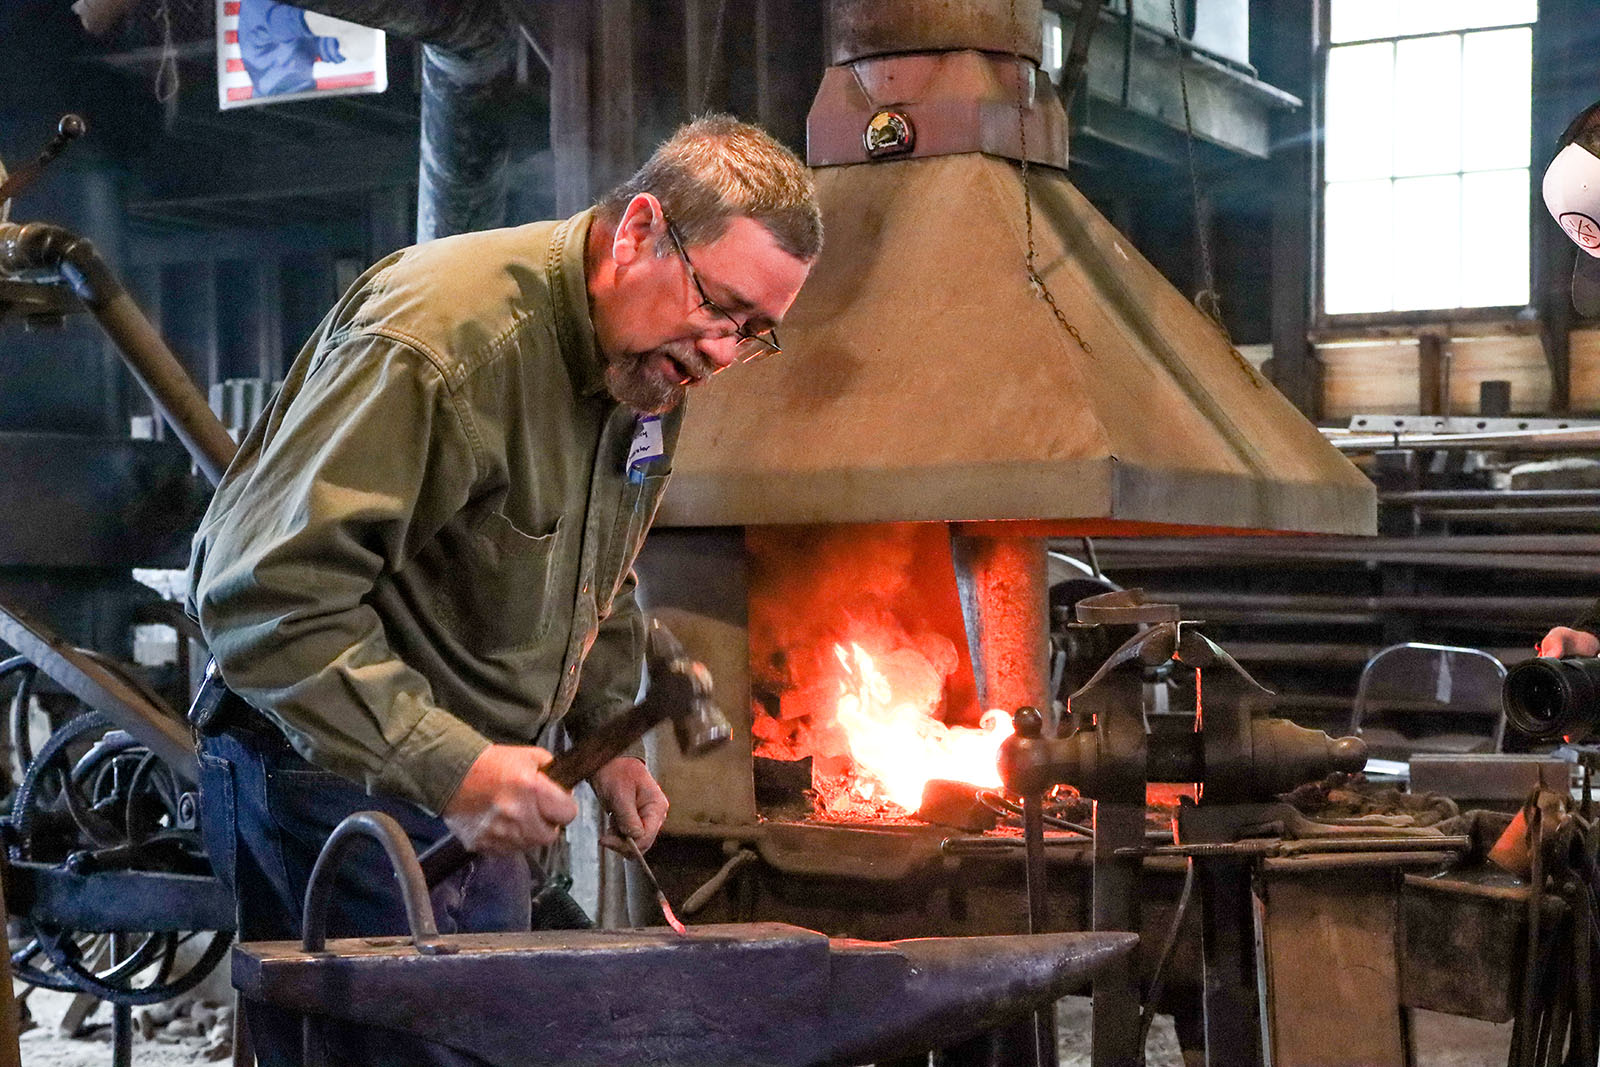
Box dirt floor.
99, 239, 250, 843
14, 986, 230, 1066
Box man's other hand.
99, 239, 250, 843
591, 756, 669, 853
1538, 626, 1600, 659
442, 744, 579, 853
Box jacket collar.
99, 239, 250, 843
547, 208, 608, 398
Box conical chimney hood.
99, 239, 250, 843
657, 0, 1375, 537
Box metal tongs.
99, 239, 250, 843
621, 830, 686, 934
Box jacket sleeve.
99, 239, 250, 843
1572, 601, 1600, 638
192, 335, 491, 816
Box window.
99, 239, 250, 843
1322, 0, 1535, 316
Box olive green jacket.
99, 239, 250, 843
188, 210, 681, 816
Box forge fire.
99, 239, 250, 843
747, 524, 1009, 819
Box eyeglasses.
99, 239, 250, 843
664, 219, 782, 363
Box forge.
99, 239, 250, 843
639, 0, 1373, 866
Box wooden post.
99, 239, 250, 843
0, 864, 24, 1067
548, 2, 592, 216
1418, 331, 1447, 416
1255, 0, 1320, 418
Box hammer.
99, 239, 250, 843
418, 617, 729, 887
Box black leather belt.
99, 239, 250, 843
188, 661, 290, 750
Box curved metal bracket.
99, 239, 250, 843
301, 811, 450, 955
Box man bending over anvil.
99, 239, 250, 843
187, 115, 821, 1066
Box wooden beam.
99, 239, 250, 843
593, 0, 637, 191
548, 1, 592, 215
1253, 0, 1319, 417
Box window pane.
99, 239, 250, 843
1330, 0, 1393, 44
1461, 169, 1531, 307
1331, 0, 1535, 42
1325, 179, 1395, 313
1392, 175, 1461, 311
1393, 35, 1461, 177
1462, 28, 1531, 171
1326, 43, 1394, 182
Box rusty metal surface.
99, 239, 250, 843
807, 52, 1069, 167
234, 922, 1137, 1067
952, 533, 1050, 714
1401, 869, 1534, 1024
828, 0, 1044, 64
1259, 868, 1407, 1067
659, 154, 1375, 533
0, 601, 196, 781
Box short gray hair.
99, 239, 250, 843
598, 115, 822, 261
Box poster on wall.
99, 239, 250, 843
216, 0, 386, 109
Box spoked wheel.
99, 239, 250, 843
8, 710, 232, 1005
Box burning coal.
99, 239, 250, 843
747, 524, 1005, 819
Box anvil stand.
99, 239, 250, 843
999, 614, 1369, 1067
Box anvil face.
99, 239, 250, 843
233, 922, 1137, 1066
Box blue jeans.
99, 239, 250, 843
198, 728, 531, 1066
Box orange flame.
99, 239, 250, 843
832, 642, 1013, 811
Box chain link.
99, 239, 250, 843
1012, 0, 1093, 355
1169, 0, 1229, 338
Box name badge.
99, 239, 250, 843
626, 415, 664, 483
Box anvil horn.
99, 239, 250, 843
818, 930, 1140, 1064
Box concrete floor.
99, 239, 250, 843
10, 988, 1520, 1066
1054, 998, 1513, 1067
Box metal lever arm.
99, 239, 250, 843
0, 115, 86, 206
0, 221, 237, 485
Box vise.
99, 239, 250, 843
998, 593, 1368, 1067
232, 811, 1138, 1066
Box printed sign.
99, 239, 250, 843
217, 1, 386, 110
1561, 212, 1600, 251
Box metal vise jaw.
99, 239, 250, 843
999, 619, 1367, 803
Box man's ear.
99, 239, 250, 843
612, 193, 664, 268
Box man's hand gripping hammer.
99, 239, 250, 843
419, 617, 728, 886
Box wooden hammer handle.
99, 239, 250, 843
418, 656, 702, 887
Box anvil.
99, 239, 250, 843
233, 922, 1136, 1066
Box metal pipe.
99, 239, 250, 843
952, 532, 1051, 715
418, 40, 516, 240
1138, 592, 1595, 620
1330, 425, 1600, 453
284, 0, 517, 240
1420, 506, 1600, 526
0, 223, 237, 485
1380, 489, 1600, 504
1059, 0, 1103, 111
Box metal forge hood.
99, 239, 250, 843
658, 0, 1375, 536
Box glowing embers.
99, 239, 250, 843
830, 642, 1012, 812
747, 523, 999, 822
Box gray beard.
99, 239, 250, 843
604, 341, 717, 415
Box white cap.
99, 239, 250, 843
1544, 142, 1600, 258
1543, 141, 1600, 315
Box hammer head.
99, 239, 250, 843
644, 617, 733, 758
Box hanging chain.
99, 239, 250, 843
1168, 0, 1230, 337
1011, 0, 1093, 355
